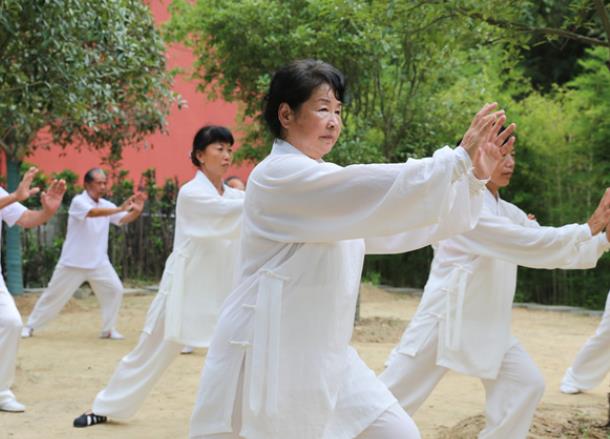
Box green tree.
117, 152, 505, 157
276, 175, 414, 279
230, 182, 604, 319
165, 0, 509, 164
0, 0, 176, 293
166, 0, 610, 308
449, 0, 610, 87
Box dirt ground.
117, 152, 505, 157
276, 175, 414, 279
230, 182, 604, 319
2, 284, 610, 439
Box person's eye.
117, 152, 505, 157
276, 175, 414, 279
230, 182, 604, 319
319, 107, 329, 112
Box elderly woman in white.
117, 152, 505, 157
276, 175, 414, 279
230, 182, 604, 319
380, 142, 610, 438
189, 59, 512, 439
0, 168, 66, 412
73, 125, 245, 428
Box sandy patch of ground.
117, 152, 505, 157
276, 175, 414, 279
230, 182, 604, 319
2, 283, 610, 438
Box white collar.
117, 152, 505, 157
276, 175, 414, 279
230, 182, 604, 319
271, 138, 324, 163
84, 190, 102, 205
195, 170, 227, 196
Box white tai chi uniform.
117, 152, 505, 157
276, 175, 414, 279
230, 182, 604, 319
0, 188, 27, 406
380, 189, 610, 439
91, 171, 244, 420
190, 139, 489, 439
561, 288, 610, 392
25, 192, 127, 334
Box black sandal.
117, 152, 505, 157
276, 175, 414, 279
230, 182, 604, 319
73, 412, 107, 428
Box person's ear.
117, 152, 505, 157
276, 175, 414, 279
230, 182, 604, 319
278, 103, 294, 130
196, 149, 206, 165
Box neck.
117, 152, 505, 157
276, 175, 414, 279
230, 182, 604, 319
486, 181, 500, 199
86, 189, 100, 202
200, 167, 224, 195
281, 135, 321, 160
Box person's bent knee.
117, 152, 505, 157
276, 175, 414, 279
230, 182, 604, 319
524, 369, 545, 400
358, 403, 421, 439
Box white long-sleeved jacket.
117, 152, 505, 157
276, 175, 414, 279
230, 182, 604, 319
397, 189, 610, 379
143, 170, 245, 347
189, 139, 489, 439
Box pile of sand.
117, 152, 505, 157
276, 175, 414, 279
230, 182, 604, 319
438, 405, 609, 438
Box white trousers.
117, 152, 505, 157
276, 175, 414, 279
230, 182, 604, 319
379, 330, 545, 439
26, 262, 123, 333
192, 403, 419, 439
562, 289, 610, 391
92, 293, 183, 419
0, 288, 23, 404
190, 364, 420, 439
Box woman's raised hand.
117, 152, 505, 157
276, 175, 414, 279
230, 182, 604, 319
461, 103, 516, 179
588, 188, 610, 235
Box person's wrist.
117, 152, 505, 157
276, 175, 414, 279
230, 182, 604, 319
472, 166, 489, 180
462, 144, 475, 160
587, 218, 602, 235
41, 204, 57, 216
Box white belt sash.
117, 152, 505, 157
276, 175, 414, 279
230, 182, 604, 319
249, 269, 289, 417
164, 243, 192, 343
444, 264, 472, 350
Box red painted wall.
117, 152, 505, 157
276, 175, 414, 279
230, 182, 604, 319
23, 0, 252, 187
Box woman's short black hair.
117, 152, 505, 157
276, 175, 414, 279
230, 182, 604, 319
191, 125, 234, 167
263, 59, 346, 138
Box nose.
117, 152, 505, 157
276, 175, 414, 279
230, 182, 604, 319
505, 155, 515, 168
327, 113, 340, 129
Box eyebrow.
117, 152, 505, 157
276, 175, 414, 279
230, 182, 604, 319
316, 97, 342, 106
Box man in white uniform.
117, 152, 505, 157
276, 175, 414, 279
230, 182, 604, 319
0, 167, 66, 412
560, 288, 610, 394
380, 147, 610, 438
22, 168, 144, 340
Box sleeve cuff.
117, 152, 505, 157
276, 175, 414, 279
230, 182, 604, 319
578, 224, 593, 242
466, 169, 488, 194
452, 146, 472, 181
595, 231, 610, 252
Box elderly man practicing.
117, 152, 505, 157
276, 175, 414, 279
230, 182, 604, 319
380, 142, 610, 439
22, 168, 144, 340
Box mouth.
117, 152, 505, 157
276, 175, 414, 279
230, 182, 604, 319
320, 135, 335, 143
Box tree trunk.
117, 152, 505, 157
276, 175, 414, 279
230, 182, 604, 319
5, 157, 23, 295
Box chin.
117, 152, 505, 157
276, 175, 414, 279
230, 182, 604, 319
320, 143, 335, 157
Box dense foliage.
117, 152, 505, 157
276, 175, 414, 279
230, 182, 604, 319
0, 0, 177, 292
166, 0, 610, 308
